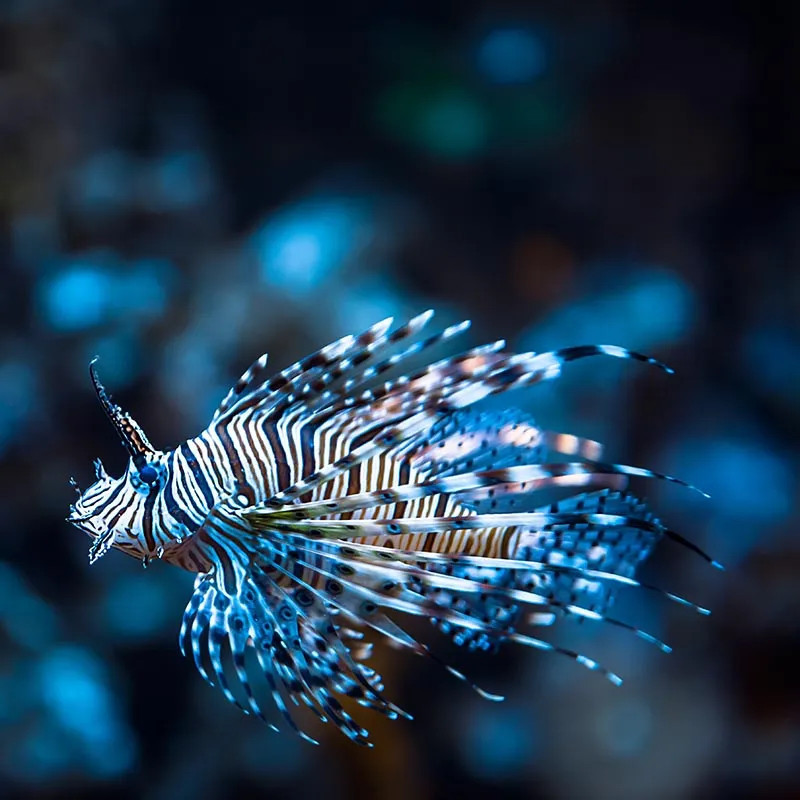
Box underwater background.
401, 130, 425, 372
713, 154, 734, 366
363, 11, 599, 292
1, 1, 799, 798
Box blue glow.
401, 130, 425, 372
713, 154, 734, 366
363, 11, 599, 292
595, 697, 653, 756
741, 327, 800, 404
115, 258, 173, 318
40, 648, 114, 733
329, 277, 408, 337
19, 722, 74, 778
252, 198, 370, 296
102, 573, 173, 639
39, 261, 116, 331
460, 705, 534, 779
71, 151, 134, 217
522, 268, 694, 353
38, 255, 174, 332
240, 725, 308, 778
0, 361, 37, 453
11, 214, 58, 267
0, 671, 25, 724
82, 331, 141, 389
478, 27, 546, 84
667, 436, 791, 521
38, 646, 136, 776
145, 150, 214, 211
0, 562, 59, 651
511, 268, 694, 446
161, 330, 224, 429
660, 431, 792, 563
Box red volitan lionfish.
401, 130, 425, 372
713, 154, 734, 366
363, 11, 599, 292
68, 312, 718, 745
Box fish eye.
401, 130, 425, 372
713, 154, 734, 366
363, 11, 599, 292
138, 464, 160, 485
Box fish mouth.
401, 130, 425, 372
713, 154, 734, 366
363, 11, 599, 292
66, 509, 101, 538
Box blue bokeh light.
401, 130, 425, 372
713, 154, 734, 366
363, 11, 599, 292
252, 198, 370, 296
39, 261, 116, 331
660, 429, 793, 564
40, 648, 111, 732
329, 276, 410, 338
522, 267, 695, 353
741, 326, 800, 405
115, 258, 173, 318
595, 697, 654, 757
0, 562, 59, 650
82, 331, 141, 389
459, 704, 535, 780
36, 646, 137, 778
512, 268, 695, 445
665, 435, 792, 522
477, 27, 547, 84
11, 214, 58, 267
71, 151, 135, 218
0, 360, 38, 454
102, 572, 175, 640
38, 254, 174, 332
143, 150, 215, 212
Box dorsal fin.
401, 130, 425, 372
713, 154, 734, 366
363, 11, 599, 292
214, 352, 271, 420
212, 324, 364, 422
212, 312, 444, 424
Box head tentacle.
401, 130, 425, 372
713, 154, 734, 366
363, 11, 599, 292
89, 358, 155, 469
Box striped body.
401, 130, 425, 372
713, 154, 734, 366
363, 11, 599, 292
69, 312, 716, 745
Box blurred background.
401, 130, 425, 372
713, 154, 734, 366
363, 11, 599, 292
1, 1, 799, 798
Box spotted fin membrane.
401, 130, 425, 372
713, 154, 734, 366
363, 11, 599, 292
177, 317, 717, 745
72, 311, 717, 747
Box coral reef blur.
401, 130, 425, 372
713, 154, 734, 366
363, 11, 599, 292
1, 2, 798, 799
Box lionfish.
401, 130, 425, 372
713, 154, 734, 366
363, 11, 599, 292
68, 312, 717, 745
